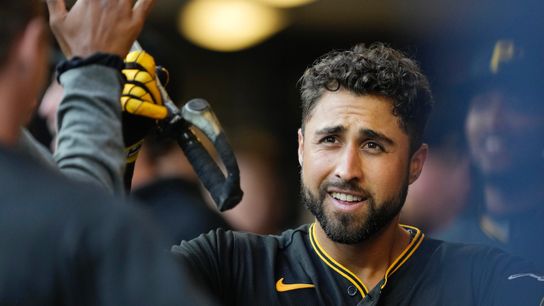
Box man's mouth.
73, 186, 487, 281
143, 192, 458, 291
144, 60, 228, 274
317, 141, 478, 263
329, 192, 365, 203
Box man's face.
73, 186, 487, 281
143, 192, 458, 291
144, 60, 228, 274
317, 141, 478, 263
466, 89, 544, 183
298, 90, 426, 244
14, 17, 50, 126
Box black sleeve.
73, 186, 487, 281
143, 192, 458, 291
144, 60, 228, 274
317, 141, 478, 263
473, 247, 544, 306
59, 198, 216, 306
0, 147, 217, 306
171, 229, 231, 300
171, 228, 263, 304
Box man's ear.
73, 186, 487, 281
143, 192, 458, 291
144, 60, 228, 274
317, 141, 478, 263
408, 143, 428, 185
297, 128, 304, 167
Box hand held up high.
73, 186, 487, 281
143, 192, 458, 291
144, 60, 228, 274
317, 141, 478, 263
46, 0, 156, 59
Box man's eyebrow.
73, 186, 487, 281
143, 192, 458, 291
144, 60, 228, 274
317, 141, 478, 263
315, 125, 345, 135
360, 128, 394, 145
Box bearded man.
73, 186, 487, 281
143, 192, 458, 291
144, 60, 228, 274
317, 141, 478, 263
172, 43, 544, 306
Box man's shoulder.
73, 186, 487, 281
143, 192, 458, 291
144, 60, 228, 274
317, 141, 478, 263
424, 237, 506, 260
238, 223, 311, 247
0, 146, 147, 252
424, 238, 544, 305
172, 224, 311, 257
0, 146, 85, 203
419, 237, 540, 277
431, 215, 492, 244
15, 129, 57, 169
179, 223, 310, 245
0, 146, 141, 227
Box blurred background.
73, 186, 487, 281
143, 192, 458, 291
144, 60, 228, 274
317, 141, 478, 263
32, 0, 544, 236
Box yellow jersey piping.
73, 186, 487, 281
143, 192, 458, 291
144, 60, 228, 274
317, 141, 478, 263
309, 223, 368, 298
380, 224, 424, 289
308, 223, 424, 296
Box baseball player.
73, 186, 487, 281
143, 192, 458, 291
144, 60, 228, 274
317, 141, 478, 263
434, 38, 544, 270
0, 0, 217, 304
165, 43, 544, 305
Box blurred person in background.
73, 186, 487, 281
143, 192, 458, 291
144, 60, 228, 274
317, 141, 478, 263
36, 77, 63, 150
0, 0, 214, 304
401, 94, 472, 234
221, 127, 288, 235
130, 125, 288, 241
14, 0, 127, 195
435, 38, 544, 269
26, 47, 64, 151
131, 130, 230, 245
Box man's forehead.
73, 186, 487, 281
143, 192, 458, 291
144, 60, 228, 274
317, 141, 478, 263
309, 90, 391, 115
304, 93, 405, 138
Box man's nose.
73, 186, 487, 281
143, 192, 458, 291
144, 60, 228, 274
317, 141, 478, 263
334, 144, 364, 182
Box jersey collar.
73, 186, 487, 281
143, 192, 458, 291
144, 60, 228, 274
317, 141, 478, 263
308, 222, 424, 298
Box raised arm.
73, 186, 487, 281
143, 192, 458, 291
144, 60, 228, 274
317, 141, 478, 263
44, 0, 155, 194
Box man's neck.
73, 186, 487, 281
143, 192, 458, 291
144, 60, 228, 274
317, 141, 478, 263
314, 217, 411, 290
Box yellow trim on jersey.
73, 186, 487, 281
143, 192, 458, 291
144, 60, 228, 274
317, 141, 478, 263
380, 224, 424, 289
308, 222, 424, 296
309, 223, 368, 298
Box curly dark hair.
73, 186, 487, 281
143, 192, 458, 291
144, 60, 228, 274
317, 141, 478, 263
299, 43, 433, 152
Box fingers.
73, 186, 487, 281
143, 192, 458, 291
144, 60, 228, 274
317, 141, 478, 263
46, 0, 71, 56
123, 71, 162, 104
121, 48, 169, 120
125, 51, 156, 75
47, 0, 154, 58
45, 0, 67, 23
121, 96, 168, 120
132, 0, 156, 23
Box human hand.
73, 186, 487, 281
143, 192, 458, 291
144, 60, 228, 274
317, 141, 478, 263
46, 0, 155, 59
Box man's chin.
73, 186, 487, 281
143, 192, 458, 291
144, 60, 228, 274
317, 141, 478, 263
319, 212, 372, 244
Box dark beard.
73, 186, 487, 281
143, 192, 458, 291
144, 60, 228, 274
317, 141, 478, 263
301, 178, 408, 244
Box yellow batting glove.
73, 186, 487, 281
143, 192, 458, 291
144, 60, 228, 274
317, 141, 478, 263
121, 51, 168, 120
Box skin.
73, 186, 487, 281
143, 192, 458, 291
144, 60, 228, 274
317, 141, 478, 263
0, 18, 49, 146
0, 0, 156, 147
46, 0, 156, 59
297, 90, 427, 289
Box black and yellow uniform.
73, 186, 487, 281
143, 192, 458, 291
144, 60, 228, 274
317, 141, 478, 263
0, 147, 213, 305
172, 223, 544, 306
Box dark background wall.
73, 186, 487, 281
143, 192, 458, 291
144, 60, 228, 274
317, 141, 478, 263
135, 0, 543, 228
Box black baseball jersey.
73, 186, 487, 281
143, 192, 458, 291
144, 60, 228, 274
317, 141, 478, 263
172, 223, 544, 306
0, 147, 213, 305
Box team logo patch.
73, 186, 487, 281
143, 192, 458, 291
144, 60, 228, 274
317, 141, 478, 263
275, 278, 315, 292
507, 273, 544, 282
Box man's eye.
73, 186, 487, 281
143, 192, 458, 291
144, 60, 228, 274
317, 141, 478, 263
320, 136, 337, 143
362, 142, 384, 153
